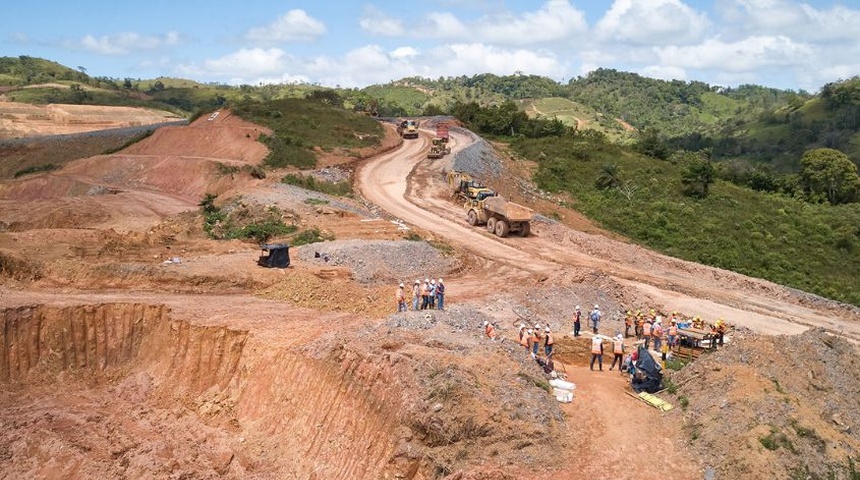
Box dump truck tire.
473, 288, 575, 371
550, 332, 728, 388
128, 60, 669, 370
486, 217, 497, 233
495, 220, 510, 237
519, 222, 530, 237
467, 209, 478, 226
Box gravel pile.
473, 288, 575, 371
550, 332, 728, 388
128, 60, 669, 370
294, 239, 455, 284
451, 133, 502, 178
242, 183, 373, 218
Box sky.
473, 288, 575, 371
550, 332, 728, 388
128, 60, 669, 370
3, 0, 859, 92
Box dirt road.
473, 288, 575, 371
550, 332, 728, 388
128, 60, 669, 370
355, 129, 858, 339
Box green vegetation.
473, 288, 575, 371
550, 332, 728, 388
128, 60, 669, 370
760, 426, 795, 452
199, 194, 297, 243
290, 227, 334, 246
517, 372, 551, 393
511, 133, 860, 306
664, 358, 688, 371
282, 173, 352, 196
232, 97, 383, 169
14, 163, 59, 177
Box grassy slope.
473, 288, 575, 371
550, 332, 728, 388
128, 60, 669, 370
512, 135, 860, 306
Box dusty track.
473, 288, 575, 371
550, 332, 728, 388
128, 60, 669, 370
355, 128, 859, 339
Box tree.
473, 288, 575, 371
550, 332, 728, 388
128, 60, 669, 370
677, 150, 716, 198
595, 163, 622, 190
800, 148, 860, 205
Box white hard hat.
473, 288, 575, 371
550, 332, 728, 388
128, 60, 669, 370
438, 278, 443, 283
594, 304, 599, 309
483, 321, 489, 326
545, 327, 551, 332
415, 279, 420, 284
575, 305, 580, 310
430, 279, 435, 284
399, 283, 404, 287
535, 323, 542, 329
425, 278, 430, 283
519, 324, 526, 329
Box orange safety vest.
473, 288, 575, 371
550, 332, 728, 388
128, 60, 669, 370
486, 324, 496, 338
395, 288, 404, 301
669, 325, 678, 336
519, 331, 529, 347
545, 332, 554, 346
643, 322, 652, 336
613, 339, 624, 354
652, 324, 662, 337
591, 340, 602, 354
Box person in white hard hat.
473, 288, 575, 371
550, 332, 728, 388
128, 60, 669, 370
609, 334, 625, 371
589, 305, 602, 334
484, 320, 496, 341
412, 280, 421, 311
435, 278, 445, 310
420, 278, 431, 310
544, 326, 554, 358
428, 279, 437, 309
572, 305, 582, 337
395, 282, 406, 312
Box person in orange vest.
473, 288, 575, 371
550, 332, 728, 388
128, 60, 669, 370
571, 305, 582, 337
624, 311, 633, 338
411, 280, 421, 311
395, 282, 406, 312
520, 328, 531, 352
544, 327, 554, 358
652, 318, 663, 353
590, 335, 604, 371
642, 319, 653, 350
609, 334, 625, 371
668, 320, 678, 348
635, 311, 644, 339
531, 326, 542, 357
483, 321, 497, 341
420, 279, 430, 310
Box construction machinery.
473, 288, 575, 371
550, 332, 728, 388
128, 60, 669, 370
397, 119, 419, 139
447, 171, 495, 203
427, 138, 451, 159
436, 123, 450, 144
446, 171, 533, 237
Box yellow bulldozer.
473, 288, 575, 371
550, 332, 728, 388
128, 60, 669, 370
397, 119, 419, 139
427, 138, 451, 159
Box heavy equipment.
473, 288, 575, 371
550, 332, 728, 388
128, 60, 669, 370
397, 119, 419, 139
466, 196, 533, 237
436, 123, 450, 144
446, 171, 533, 237
427, 138, 450, 159
447, 171, 495, 203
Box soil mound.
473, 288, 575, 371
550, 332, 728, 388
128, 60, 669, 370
669, 329, 860, 479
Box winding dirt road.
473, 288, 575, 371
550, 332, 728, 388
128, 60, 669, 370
355, 127, 859, 339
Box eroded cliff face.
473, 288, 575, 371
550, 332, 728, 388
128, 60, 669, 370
0, 304, 415, 479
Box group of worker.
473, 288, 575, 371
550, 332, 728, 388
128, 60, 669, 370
516, 322, 555, 359
624, 308, 729, 349
395, 277, 446, 312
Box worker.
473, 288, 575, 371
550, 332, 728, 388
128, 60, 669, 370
636, 311, 644, 339
530, 328, 540, 358
395, 282, 406, 312
589, 305, 602, 334
652, 318, 663, 353
590, 335, 604, 371
435, 278, 445, 311
520, 327, 531, 351
609, 334, 625, 371
411, 280, 421, 311
544, 327, 554, 358
624, 311, 633, 338
571, 305, 582, 337
642, 318, 652, 350
484, 320, 496, 341
668, 320, 678, 348
420, 278, 430, 310
660, 338, 670, 369
715, 318, 726, 347
428, 279, 437, 309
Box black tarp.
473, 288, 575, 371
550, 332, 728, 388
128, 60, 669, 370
258, 244, 290, 268
631, 346, 663, 393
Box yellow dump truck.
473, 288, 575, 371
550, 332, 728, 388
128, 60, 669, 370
466, 196, 533, 237
397, 119, 419, 139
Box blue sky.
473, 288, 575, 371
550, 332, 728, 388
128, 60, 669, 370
3, 0, 858, 92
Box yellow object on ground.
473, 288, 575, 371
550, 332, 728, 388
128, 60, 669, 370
636, 392, 674, 412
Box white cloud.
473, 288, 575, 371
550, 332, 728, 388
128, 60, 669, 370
245, 9, 326, 45
176, 48, 290, 79
472, 0, 588, 45
641, 64, 687, 82
715, 0, 860, 42
416, 12, 470, 38
359, 6, 405, 37
595, 0, 710, 46
390, 47, 419, 59
71, 32, 181, 55
654, 35, 813, 72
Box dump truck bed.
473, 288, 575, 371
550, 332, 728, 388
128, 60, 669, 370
483, 196, 533, 222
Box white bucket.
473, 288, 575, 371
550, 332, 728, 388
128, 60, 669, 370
550, 379, 576, 391
553, 387, 574, 403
